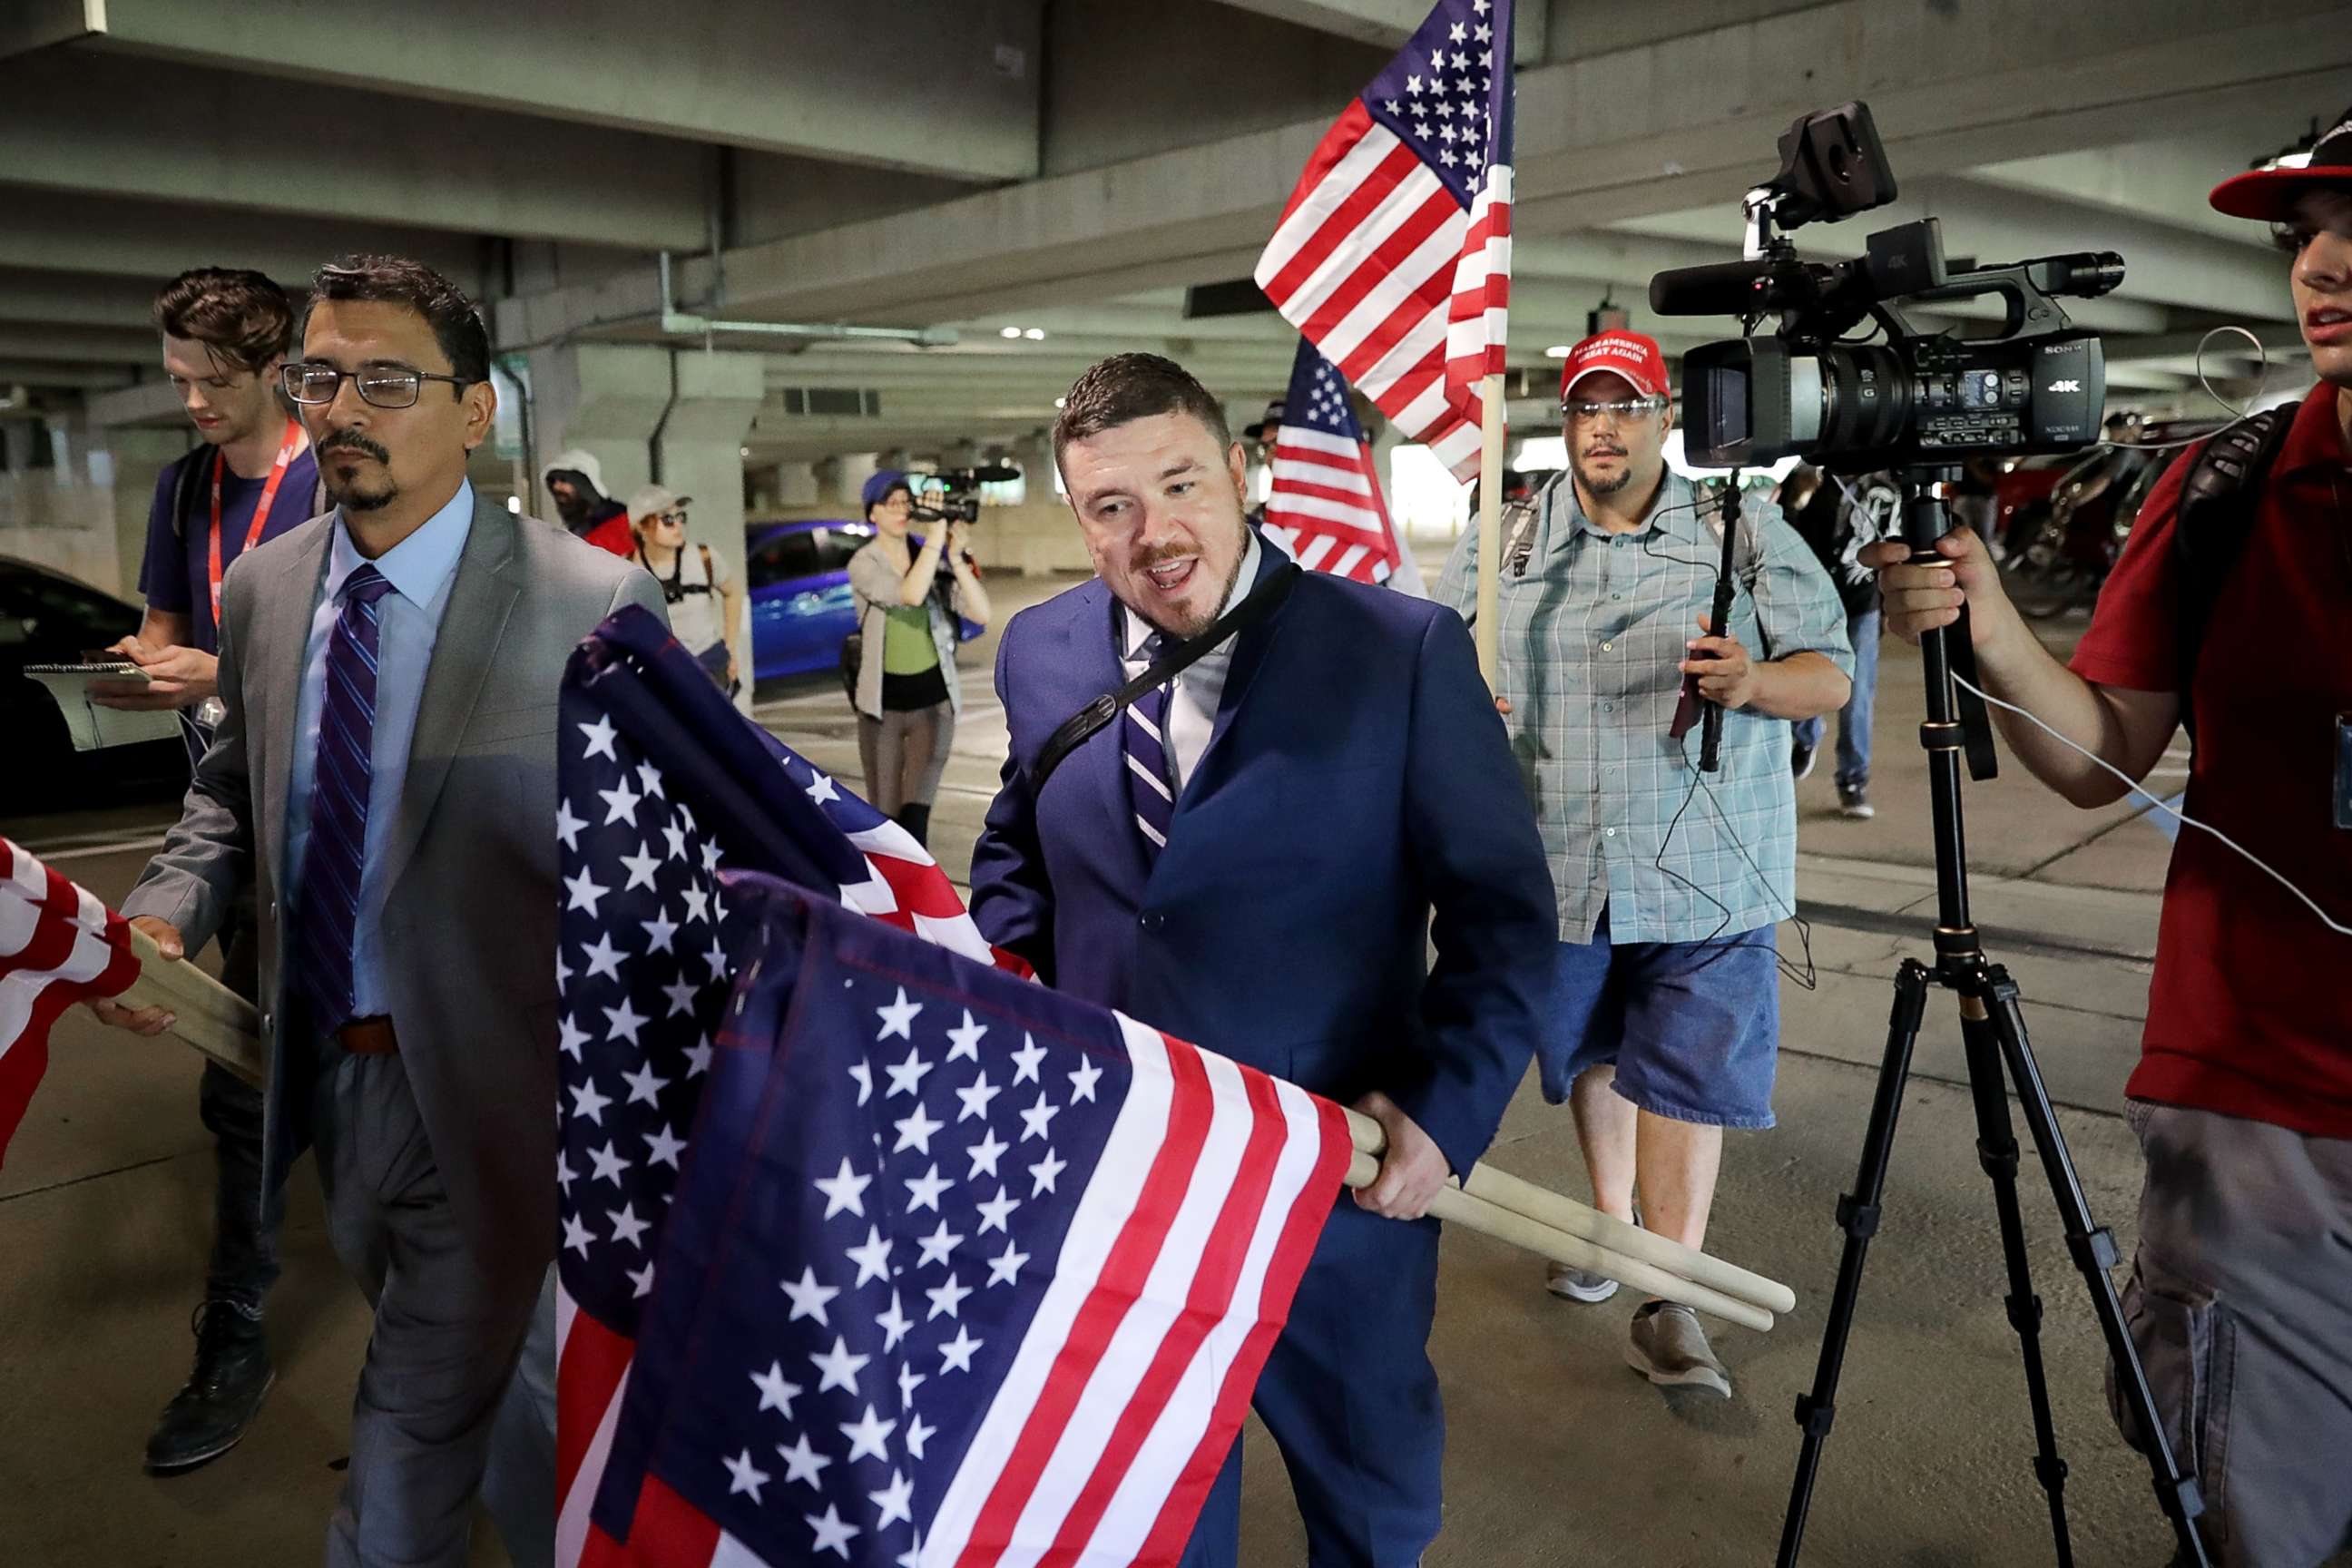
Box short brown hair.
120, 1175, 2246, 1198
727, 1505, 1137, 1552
306, 255, 492, 389
152, 268, 296, 375
1052, 354, 1232, 466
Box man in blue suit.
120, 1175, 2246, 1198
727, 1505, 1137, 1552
970, 353, 1556, 1567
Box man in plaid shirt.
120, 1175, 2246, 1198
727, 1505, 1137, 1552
1437, 330, 1851, 1401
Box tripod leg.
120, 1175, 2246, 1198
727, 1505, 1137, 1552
1957, 987, 2075, 1567
1979, 968, 2213, 1568
1777, 960, 1932, 1568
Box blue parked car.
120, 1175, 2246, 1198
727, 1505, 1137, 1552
744, 519, 872, 681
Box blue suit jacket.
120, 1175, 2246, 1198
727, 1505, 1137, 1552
969, 545, 1556, 1177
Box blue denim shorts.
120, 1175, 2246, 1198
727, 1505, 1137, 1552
1543, 906, 1781, 1129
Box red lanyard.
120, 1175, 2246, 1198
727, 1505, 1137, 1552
208, 417, 304, 623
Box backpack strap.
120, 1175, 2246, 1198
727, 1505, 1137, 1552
2172, 406, 2296, 738
1029, 564, 1301, 795
169, 446, 208, 542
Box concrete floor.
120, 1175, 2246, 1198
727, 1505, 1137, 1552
0, 570, 2295, 1566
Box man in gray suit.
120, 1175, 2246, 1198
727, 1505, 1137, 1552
90, 255, 665, 1567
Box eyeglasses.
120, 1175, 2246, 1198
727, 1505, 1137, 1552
1563, 396, 1669, 424
652, 511, 687, 525
281, 362, 475, 409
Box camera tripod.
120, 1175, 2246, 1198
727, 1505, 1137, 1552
1774, 468, 2211, 1568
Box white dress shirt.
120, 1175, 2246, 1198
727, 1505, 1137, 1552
1116, 533, 1260, 793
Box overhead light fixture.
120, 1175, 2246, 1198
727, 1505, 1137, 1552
1023, 328, 1046, 341
999, 326, 1023, 339
1544, 344, 1573, 358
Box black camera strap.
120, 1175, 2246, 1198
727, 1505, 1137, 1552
1029, 563, 1301, 795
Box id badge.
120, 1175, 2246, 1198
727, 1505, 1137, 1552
2337, 711, 2352, 830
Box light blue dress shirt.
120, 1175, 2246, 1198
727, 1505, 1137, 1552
282, 481, 475, 1022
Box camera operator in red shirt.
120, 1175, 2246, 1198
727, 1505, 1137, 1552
1870, 114, 2352, 1567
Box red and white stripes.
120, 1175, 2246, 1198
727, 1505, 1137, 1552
0, 838, 142, 1166
1263, 427, 1397, 584
923, 1015, 1349, 1568
1255, 107, 1514, 484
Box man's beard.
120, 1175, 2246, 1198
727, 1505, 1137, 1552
318, 430, 397, 513
1142, 542, 1250, 641
1573, 455, 1634, 496
553, 491, 588, 526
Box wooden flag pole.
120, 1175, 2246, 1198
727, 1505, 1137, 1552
1343, 1107, 1793, 1329
116, 926, 266, 1090
1472, 371, 1506, 687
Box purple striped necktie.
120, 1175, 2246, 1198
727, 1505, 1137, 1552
1124, 631, 1176, 859
295, 562, 395, 1034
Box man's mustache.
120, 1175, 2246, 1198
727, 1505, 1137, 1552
318, 429, 391, 464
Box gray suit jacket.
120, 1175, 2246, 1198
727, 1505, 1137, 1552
123, 493, 666, 1291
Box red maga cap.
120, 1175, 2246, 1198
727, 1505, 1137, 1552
2209, 106, 2352, 221
1561, 330, 1670, 400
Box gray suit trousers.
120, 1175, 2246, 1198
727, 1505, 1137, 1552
312, 1050, 554, 1568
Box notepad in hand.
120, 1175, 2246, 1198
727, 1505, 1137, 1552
23, 663, 182, 752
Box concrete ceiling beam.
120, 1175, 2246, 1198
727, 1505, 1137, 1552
1612, 172, 2291, 322
65, 0, 1042, 181
0, 270, 165, 332
499, 0, 2352, 343
0, 325, 170, 365
0, 51, 712, 250
0, 359, 139, 391
0, 0, 90, 61
1210, 0, 1547, 62
0, 191, 489, 297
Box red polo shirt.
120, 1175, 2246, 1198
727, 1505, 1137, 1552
2069, 383, 2352, 1137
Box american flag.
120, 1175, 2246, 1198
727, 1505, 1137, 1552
0, 838, 142, 1166
1253, 0, 1514, 483
554, 607, 1034, 1565
583, 875, 1352, 1567
576, 597, 1383, 1561
1260, 339, 1401, 585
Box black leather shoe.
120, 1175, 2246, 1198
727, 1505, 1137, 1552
144, 1301, 273, 1474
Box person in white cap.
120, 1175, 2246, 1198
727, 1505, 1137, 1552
541, 447, 632, 557
627, 485, 741, 695
1873, 107, 2352, 1567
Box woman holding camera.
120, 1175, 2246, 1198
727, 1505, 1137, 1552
846, 469, 990, 847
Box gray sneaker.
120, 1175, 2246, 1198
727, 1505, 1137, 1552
1544, 1261, 1621, 1303
1625, 1301, 1731, 1398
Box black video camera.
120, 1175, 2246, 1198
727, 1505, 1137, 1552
909, 463, 1023, 526
1651, 103, 2124, 468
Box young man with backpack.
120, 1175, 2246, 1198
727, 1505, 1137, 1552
1869, 114, 2352, 1566
85, 267, 322, 1474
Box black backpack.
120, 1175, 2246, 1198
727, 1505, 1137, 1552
2169, 405, 2297, 740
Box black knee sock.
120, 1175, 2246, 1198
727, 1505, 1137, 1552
895, 801, 931, 848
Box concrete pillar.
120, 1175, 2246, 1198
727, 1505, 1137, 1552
652, 348, 763, 713
773, 461, 819, 508
525, 342, 763, 710
833, 452, 880, 510
521, 342, 671, 517
2, 419, 43, 474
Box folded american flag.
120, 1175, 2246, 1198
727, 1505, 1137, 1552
1261, 339, 1402, 585
0, 838, 142, 1167
588, 874, 1352, 1567
555, 608, 1039, 1564
1253, 0, 1515, 483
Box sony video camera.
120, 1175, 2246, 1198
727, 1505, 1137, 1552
1651, 103, 2123, 468
909, 463, 1022, 526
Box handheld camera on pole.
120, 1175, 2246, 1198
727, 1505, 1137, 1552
1651, 102, 2212, 1568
